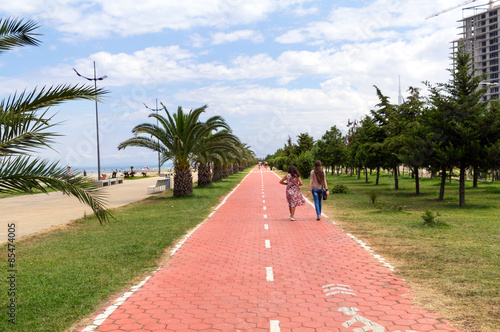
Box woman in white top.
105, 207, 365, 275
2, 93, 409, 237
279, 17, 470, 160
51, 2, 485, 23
307, 160, 329, 220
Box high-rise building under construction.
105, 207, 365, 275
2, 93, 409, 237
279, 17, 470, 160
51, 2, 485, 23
454, 2, 500, 100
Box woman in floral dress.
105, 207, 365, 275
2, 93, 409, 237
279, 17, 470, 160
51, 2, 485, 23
279, 165, 305, 220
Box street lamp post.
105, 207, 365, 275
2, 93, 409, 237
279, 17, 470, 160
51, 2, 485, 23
144, 99, 162, 176
73, 61, 107, 181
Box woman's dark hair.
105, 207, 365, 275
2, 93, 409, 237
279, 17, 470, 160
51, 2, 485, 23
288, 165, 300, 178
314, 160, 325, 184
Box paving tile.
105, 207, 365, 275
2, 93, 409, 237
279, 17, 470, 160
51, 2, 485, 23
434, 323, 463, 330
97, 324, 119, 332
77, 167, 463, 332
142, 323, 167, 331
411, 323, 444, 330
113, 318, 136, 326
116, 323, 143, 330
394, 318, 419, 326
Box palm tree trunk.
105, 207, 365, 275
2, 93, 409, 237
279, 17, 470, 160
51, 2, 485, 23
198, 163, 212, 187
213, 166, 223, 182
173, 165, 193, 196
376, 166, 380, 185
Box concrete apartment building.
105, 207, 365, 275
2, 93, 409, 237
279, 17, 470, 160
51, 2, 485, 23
454, 2, 500, 100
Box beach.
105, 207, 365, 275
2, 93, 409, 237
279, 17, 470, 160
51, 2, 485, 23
0, 169, 198, 244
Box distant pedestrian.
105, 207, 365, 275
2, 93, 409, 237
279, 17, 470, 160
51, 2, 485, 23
307, 160, 329, 220
279, 165, 305, 220
66, 166, 74, 180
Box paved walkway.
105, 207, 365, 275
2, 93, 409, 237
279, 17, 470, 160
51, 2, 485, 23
77, 167, 461, 332
0, 176, 165, 243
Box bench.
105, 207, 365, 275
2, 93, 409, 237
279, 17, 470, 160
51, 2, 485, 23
147, 178, 171, 194
109, 178, 124, 185
94, 177, 124, 187
95, 179, 110, 187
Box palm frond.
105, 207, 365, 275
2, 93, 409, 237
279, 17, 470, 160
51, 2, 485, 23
118, 136, 159, 151
0, 17, 41, 54
0, 156, 112, 223
0, 84, 108, 115
0, 109, 59, 156
0, 84, 108, 156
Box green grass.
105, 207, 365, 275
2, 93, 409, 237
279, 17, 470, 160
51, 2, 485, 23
123, 176, 151, 180
317, 172, 500, 331
0, 170, 249, 332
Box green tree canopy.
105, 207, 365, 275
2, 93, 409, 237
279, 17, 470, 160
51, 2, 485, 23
118, 105, 237, 196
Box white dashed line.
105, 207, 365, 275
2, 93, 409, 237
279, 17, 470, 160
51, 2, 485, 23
264, 214, 267, 219
266, 267, 274, 281
81, 275, 152, 331
264, 224, 269, 229
270, 320, 280, 332
346, 233, 395, 271
265, 240, 271, 248
263, 206, 267, 210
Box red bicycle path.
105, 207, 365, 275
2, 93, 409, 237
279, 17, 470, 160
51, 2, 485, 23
78, 167, 461, 332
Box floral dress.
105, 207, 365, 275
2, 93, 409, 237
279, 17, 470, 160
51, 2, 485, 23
286, 174, 305, 207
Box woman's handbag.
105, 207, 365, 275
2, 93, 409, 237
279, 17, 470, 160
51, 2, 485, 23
322, 186, 328, 200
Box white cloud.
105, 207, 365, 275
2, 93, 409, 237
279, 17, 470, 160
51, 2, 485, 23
276, 0, 460, 44
4, 0, 311, 39
190, 33, 209, 48
0, 0, 470, 159
173, 82, 368, 155
5, 22, 454, 97
211, 30, 265, 45
290, 3, 318, 16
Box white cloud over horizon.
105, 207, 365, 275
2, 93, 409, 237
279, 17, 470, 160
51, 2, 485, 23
1, 0, 469, 164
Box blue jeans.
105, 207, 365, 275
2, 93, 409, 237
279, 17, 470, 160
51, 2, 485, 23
311, 188, 323, 217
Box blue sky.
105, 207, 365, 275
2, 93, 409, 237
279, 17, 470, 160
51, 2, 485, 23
0, 0, 477, 168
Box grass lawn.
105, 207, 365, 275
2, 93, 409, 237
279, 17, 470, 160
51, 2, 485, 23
123, 175, 153, 180
316, 171, 500, 332
0, 170, 249, 332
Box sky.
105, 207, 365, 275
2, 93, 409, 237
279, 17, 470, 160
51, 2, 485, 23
0, 0, 489, 169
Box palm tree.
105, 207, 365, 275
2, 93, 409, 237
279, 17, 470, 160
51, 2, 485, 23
237, 143, 256, 170
0, 18, 111, 223
118, 105, 233, 196
212, 150, 230, 182
195, 129, 241, 187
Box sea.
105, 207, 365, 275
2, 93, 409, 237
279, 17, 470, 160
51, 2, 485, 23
75, 162, 174, 175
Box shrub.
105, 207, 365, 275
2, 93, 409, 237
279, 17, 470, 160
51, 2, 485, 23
367, 190, 377, 204
296, 151, 315, 179
274, 156, 287, 171
421, 210, 441, 225
331, 184, 348, 194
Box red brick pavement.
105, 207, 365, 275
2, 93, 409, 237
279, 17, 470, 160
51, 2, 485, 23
79, 167, 462, 332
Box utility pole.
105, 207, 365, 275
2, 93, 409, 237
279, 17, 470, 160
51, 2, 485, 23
144, 99, 162, 176
73, 61, 107, 181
